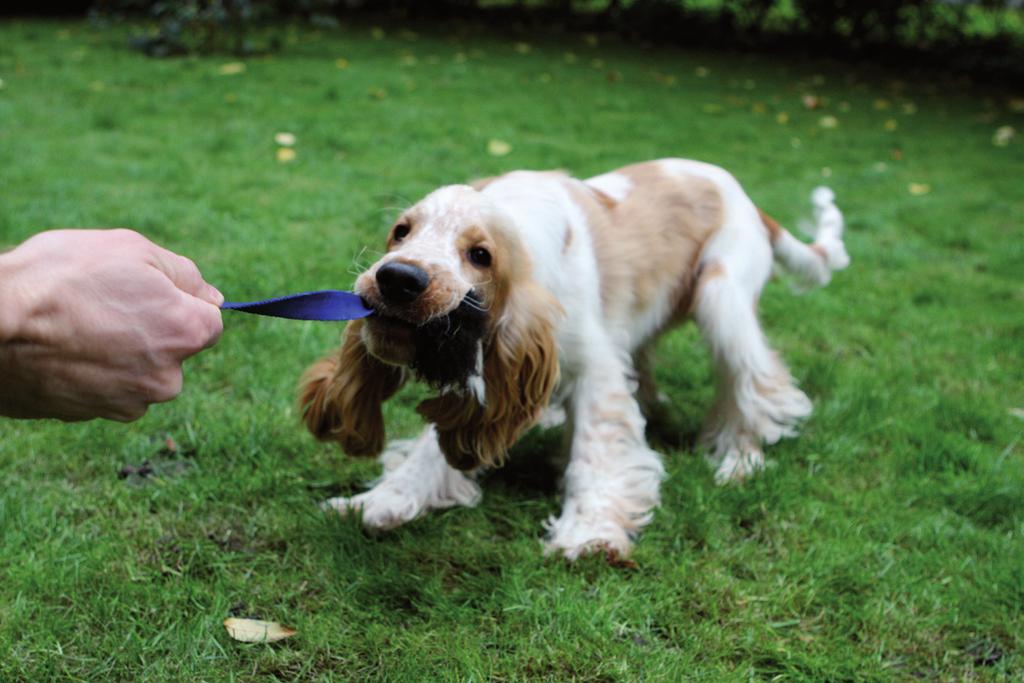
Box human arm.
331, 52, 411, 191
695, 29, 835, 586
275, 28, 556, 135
0, 229, 223, 421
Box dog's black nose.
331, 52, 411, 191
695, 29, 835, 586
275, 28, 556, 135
376, 261, 430, 305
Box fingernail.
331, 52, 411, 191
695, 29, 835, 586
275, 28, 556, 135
209, 285, 225, 306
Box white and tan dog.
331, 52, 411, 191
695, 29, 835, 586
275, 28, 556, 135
299, 159, 849, 559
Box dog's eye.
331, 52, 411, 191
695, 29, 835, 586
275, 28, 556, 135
393, 223, 411, 242
468, 247, 491, 267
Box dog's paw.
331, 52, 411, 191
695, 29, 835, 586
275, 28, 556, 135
708, 446, 766, 484
542, 512, 634, 561
322, 488, 423, 530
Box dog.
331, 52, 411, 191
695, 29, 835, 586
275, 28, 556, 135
299, 158, 849, 559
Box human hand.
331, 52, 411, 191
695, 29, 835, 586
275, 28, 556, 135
0, 229, 223, 421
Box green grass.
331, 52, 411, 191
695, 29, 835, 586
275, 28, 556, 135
1, 18, 1022, 681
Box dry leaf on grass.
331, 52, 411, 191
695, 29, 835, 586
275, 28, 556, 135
487, 139, 511, 156
993, 126, 1016, 147
218, 62, 246, 76
223, 618, 296, 643
276, 148, 296, 163
908, 182, 931, 196
274, 132, 296, 147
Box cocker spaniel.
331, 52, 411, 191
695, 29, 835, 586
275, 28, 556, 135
299, 158, 849, 559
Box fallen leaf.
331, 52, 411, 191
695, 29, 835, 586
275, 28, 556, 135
819, 115, 839, 129
487, 139, 511, 156
368, 87, 388, 100
694, 66, 709, 78
218, 62, 246, 76
891, 147, 904, 161
884, 119, 898, 131
276, 148, 296, 163
801, 94, 820, 110
902, 102, 917, 115
776, 112, 789, 124
275, 132, 296, 146
223, 618, 296, 643
751, 102, 766, 114
873, 161, 888, 172
908, 182, 931, 195
514, 42, 531, 54
993, 126, 1016, 147
606, 70, 621, 83
874, 98, 891, 110
335, 57, 349, 70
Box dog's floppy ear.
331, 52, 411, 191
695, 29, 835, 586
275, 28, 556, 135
418, 282, 561, 470
298, 319, 405, 457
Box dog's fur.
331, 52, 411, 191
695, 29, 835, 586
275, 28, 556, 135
299, 159, 849, 559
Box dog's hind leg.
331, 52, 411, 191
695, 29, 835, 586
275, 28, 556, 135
693, 260, 812, 484
323, 425, 481, 529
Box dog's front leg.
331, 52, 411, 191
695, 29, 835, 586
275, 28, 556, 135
323, 425, 481, 530
544, 349, 666, 560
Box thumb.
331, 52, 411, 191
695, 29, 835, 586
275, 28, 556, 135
151, 248, 224, 307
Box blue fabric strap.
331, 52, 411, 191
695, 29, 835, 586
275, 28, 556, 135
221, 290, 372, 321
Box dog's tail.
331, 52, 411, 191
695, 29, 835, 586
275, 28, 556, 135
761, 187, 850, 289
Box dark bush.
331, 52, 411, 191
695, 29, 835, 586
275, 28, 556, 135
94, 0, 340, 57
91, 0, 1024, 80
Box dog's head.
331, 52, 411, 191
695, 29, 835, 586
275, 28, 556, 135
299, 184, 561, 471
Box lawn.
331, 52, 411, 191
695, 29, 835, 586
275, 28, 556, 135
1, 17, 1022, 681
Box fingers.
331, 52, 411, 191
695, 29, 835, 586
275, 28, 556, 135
150, 246, 224, 307
178, 296, 224, 358
197, 300, 224, 351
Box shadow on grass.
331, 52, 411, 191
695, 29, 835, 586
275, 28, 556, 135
481, 426, 564, 498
